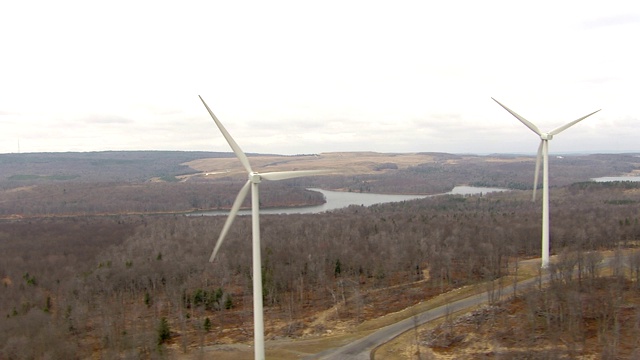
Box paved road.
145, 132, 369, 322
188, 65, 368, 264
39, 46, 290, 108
304, 275, 546, 360
304, 254, 619, 360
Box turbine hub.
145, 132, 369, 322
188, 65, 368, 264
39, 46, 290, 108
249, 172, 262, 183
540, 133, 553, 140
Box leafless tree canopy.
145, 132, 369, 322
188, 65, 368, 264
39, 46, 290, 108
1, 151, 639, 357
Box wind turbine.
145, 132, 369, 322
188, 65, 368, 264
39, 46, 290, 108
199, 95, 328, 360
492, 98, 600, 268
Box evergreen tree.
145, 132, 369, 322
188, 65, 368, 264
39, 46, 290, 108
157, 317, 171, 345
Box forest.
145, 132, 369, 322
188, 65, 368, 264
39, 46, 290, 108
1, 151, 640, 359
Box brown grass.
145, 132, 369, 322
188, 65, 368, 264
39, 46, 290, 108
182, 152, 449, 179
378, 255, 640, 360
169, 257, 545, 359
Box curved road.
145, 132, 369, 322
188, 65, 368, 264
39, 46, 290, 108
304, 274, 547, 360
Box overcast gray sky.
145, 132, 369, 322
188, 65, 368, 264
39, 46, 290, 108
1, 1, 638, 155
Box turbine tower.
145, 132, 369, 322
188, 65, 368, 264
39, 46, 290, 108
492, 98, 600, 268
199, 95, 328, 360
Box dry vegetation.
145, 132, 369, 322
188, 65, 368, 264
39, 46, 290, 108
1, 151, 640, 359
183, 152, 445, 177
383, 265, 640, 360
3, 151, 637, 218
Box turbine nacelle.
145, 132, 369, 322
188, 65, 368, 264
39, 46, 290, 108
249, 172, 262, 184
540, 133, 553, 140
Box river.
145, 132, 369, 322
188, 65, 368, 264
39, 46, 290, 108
191, 185, 508, 216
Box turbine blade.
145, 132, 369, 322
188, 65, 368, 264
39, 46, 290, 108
532, 141, 543, 202
209, 180, 251, 262
549, 109, 601, 136
492, 98, 542, 136
260, 169, 332, 181
199, 96, 253, 174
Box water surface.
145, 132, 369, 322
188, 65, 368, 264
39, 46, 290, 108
192, 185, 508, 216
592, 176, 640, 182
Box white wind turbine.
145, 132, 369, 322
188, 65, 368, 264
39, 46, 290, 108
199, 95, 328, 360
492, 98, 600, 268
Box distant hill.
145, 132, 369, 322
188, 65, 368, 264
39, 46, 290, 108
0, 151, 238, 183
0, 151, 640, 215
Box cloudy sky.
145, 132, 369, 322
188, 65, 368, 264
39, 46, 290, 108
1, 1, 638, 155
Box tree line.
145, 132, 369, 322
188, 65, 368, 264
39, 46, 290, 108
3, 152, 639, 217
2, 180, 640, 357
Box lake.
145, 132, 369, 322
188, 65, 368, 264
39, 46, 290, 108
592, 176, 640, 182
191, 185, 508, 216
